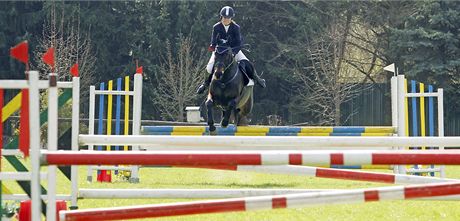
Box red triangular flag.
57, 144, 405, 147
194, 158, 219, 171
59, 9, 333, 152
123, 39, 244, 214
136, 66, 143, 74
42, 47, 55, 69
70, 63, 79, 77
10, 41, 29, 64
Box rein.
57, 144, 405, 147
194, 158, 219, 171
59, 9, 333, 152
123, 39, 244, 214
215, 59, 238, 86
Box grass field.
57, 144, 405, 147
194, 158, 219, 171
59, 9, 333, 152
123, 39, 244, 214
3, 160, 460, 221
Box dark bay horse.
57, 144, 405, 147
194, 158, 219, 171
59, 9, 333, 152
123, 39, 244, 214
205, 46, 254, 134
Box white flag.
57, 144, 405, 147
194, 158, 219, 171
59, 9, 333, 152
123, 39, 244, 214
383, 63, 395, 73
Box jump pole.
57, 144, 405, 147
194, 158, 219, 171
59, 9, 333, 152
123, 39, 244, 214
78, 165, 459, 199
230, 165, 458, 184
78, 188, 335, 199
59, 181, 460, 221
78, 135, 460, 149
42, 150, 460, 166
78, 187, 460, 201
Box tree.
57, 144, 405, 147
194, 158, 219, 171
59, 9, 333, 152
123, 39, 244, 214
149, 36, 206, 121
0, 1, 44, 79
389, 1, 460, 85
292, 24, 364, 126
35, 2, 96, 95
389, 1, 460, 116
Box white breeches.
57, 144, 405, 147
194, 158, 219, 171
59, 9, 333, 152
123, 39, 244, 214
206, 51, 249, 74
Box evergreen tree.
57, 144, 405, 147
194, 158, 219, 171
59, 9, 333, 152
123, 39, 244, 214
389, 1, 460, 115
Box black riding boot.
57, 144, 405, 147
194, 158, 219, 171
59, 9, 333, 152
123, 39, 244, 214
252, 71, 266, 88
241, 60, 266, 88
197, 73, 213, 94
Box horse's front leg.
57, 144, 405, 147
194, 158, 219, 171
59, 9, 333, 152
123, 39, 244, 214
205, 97, 216, 135
221, 99, 236, 128
221, 110, 230, 128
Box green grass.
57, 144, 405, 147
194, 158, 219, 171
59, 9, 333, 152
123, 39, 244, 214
3, 160, 460, 221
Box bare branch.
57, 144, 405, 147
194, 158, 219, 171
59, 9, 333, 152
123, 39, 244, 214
34, 2, 96, 101
151, 36, 206, 121
293, 21, 365, 126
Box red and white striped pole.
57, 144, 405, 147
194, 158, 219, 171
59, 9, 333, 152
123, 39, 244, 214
42, 150, 460, 166
60, 181, 460, 221
217, 165, 458, 185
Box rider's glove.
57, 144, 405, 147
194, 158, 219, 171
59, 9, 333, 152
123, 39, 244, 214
208, 45, 215, 52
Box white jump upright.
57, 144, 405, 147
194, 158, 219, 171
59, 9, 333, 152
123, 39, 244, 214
396, 74, 407, 174
129, 72, 143, 183
392, 73, 445, 176
1, 70, 80, 220
28, 71, 42, 221
0, 71, 43, 221
71, 74, 81, 209
47, 72, 58, 221
86, 72, 143, 183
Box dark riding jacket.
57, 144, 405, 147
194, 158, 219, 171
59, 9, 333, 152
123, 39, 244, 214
209, 21, 242, 55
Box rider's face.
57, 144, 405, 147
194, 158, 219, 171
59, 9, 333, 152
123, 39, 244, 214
221, 17, 232, 26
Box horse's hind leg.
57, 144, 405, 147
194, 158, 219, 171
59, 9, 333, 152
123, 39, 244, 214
237, 115, 249, 126
237, 92, 253, 126
205, 98, 216, 134
221, 99, 236, 128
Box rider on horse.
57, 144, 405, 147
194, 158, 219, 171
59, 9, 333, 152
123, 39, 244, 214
197, 6, 266, 94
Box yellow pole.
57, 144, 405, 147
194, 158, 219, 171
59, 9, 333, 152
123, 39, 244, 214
106, 80, 113, 151
105, 80, 113, 178
124, 76, 130, 151
123, 76, 131, 177
420, 83, 426, 148
419, 83, 427, 174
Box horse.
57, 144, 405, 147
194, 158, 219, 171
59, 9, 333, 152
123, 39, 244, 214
205, 46, 254, 134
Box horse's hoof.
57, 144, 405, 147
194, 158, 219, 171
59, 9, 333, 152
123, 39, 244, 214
210, 130, 217, 136
221, 120, 229, 128
209, 125, 216, 133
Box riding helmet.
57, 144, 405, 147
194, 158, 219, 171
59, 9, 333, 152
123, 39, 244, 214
220, 6, 235, 18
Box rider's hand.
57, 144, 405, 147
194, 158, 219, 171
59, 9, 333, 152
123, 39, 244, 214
208, 46, 215, 52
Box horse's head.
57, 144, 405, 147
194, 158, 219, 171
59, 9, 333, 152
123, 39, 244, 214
213, 46, 234, 80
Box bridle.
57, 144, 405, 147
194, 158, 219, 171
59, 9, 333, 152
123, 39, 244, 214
212, 44, 250, 86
